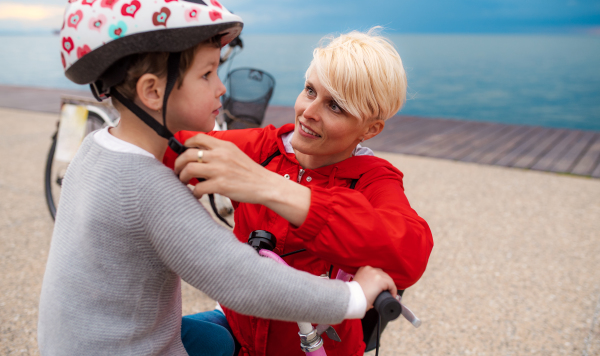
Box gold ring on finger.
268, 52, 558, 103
197, 149, 205, 163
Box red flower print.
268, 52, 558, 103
152, 7, 171, 27
62, 37, 74, 54
210, 0, 222, 9
76, 45, 92, 59
67, 10, 83, 30
121, 0, 141, 18
208, 10, 222, 22
184, 7, 200, 22
100, 0, 119, 10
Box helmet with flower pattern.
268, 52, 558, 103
59, 0, 242, 151
60, 0, 242, 89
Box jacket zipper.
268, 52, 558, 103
297, 168, 305, 183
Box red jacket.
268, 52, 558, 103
164, 124, 433, 356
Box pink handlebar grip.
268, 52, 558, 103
306, 348, 327, 356
335, 269, 353, 282
259, 249, 289, 266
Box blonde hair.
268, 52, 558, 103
306, 27, 407, 121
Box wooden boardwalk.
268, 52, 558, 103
2, 85, 599, 178
264, 106, 600, 178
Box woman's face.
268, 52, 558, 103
291, 70, 382, 168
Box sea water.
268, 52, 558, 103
1, 33, 599, 130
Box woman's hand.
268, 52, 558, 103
174, 134, 311, 227
353, 266, 398, 309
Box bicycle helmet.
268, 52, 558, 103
60, 0, 243, 153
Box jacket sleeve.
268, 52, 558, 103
288, 168, 433, 290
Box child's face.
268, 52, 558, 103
167, 44, 225, 133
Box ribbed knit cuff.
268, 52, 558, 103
345, 281, 367, 319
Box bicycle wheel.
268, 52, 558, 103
44, 112, 107, 220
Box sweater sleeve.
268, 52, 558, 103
134, 161, 352, 324
289, 168, 434, 290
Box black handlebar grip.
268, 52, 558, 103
248, 230, 277, 252
373, 291, 402, 322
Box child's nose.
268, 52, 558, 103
216, 79, 226, 98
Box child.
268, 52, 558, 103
38, 2, 396, 356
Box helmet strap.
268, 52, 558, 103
105, 52, 188, 155
163, 52, 181, 130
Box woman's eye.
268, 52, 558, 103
330, 101, 341, 113
305, 86, 315, 96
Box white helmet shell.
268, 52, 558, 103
60, 0, 243, 85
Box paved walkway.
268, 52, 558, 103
1, 107, 599, 355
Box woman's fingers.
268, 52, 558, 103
183, 133, 225, 150
178, 161, 220, 185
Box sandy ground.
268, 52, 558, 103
1, 107, 599, 355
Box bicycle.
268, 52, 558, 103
44, 96, 119, 219
247, 230, 421, 356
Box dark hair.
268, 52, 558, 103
112, 35, 223, 106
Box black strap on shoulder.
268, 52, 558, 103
260, 149, 281, 167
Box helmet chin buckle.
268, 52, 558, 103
90, 81, 110, 102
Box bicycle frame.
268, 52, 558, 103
258, 249, 330, 356
255, 245, 421, 356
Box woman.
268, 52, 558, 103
165, 28, 433, 356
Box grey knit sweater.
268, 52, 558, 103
38, 134, 350, 355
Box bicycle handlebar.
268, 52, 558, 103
373, 291, 402, 322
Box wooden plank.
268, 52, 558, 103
427, 122, 496, 159
444, 123, 509, 160
512, 129, 567, 169
366, 116, 427, 149
531, 130, 583, 171
262, 106, 295, 127
395, 119, 467, 152
416, 121, 488, 157
494, 127, 546, 167
407, 121, 479, 155
478, 126, 538, 165
592, 160, 600, 178
0, 85, 92, 114
400, 121, 472, 155
550, 131, 598, 173
461, 125, 524, 163
571, 134, 600, 176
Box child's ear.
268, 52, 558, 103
135, 73, 165, 111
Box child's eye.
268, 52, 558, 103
202, 71, 212, 79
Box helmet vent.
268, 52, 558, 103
184, 0, 208, 5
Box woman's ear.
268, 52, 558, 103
363, 119, 385, 141
135, 73, 165, 111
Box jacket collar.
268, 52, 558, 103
274, 123, 403, 180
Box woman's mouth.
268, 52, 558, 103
299, 123, 321, 138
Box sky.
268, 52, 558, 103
1, 0, 599, 34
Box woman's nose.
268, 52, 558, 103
303, 100, 320, 121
